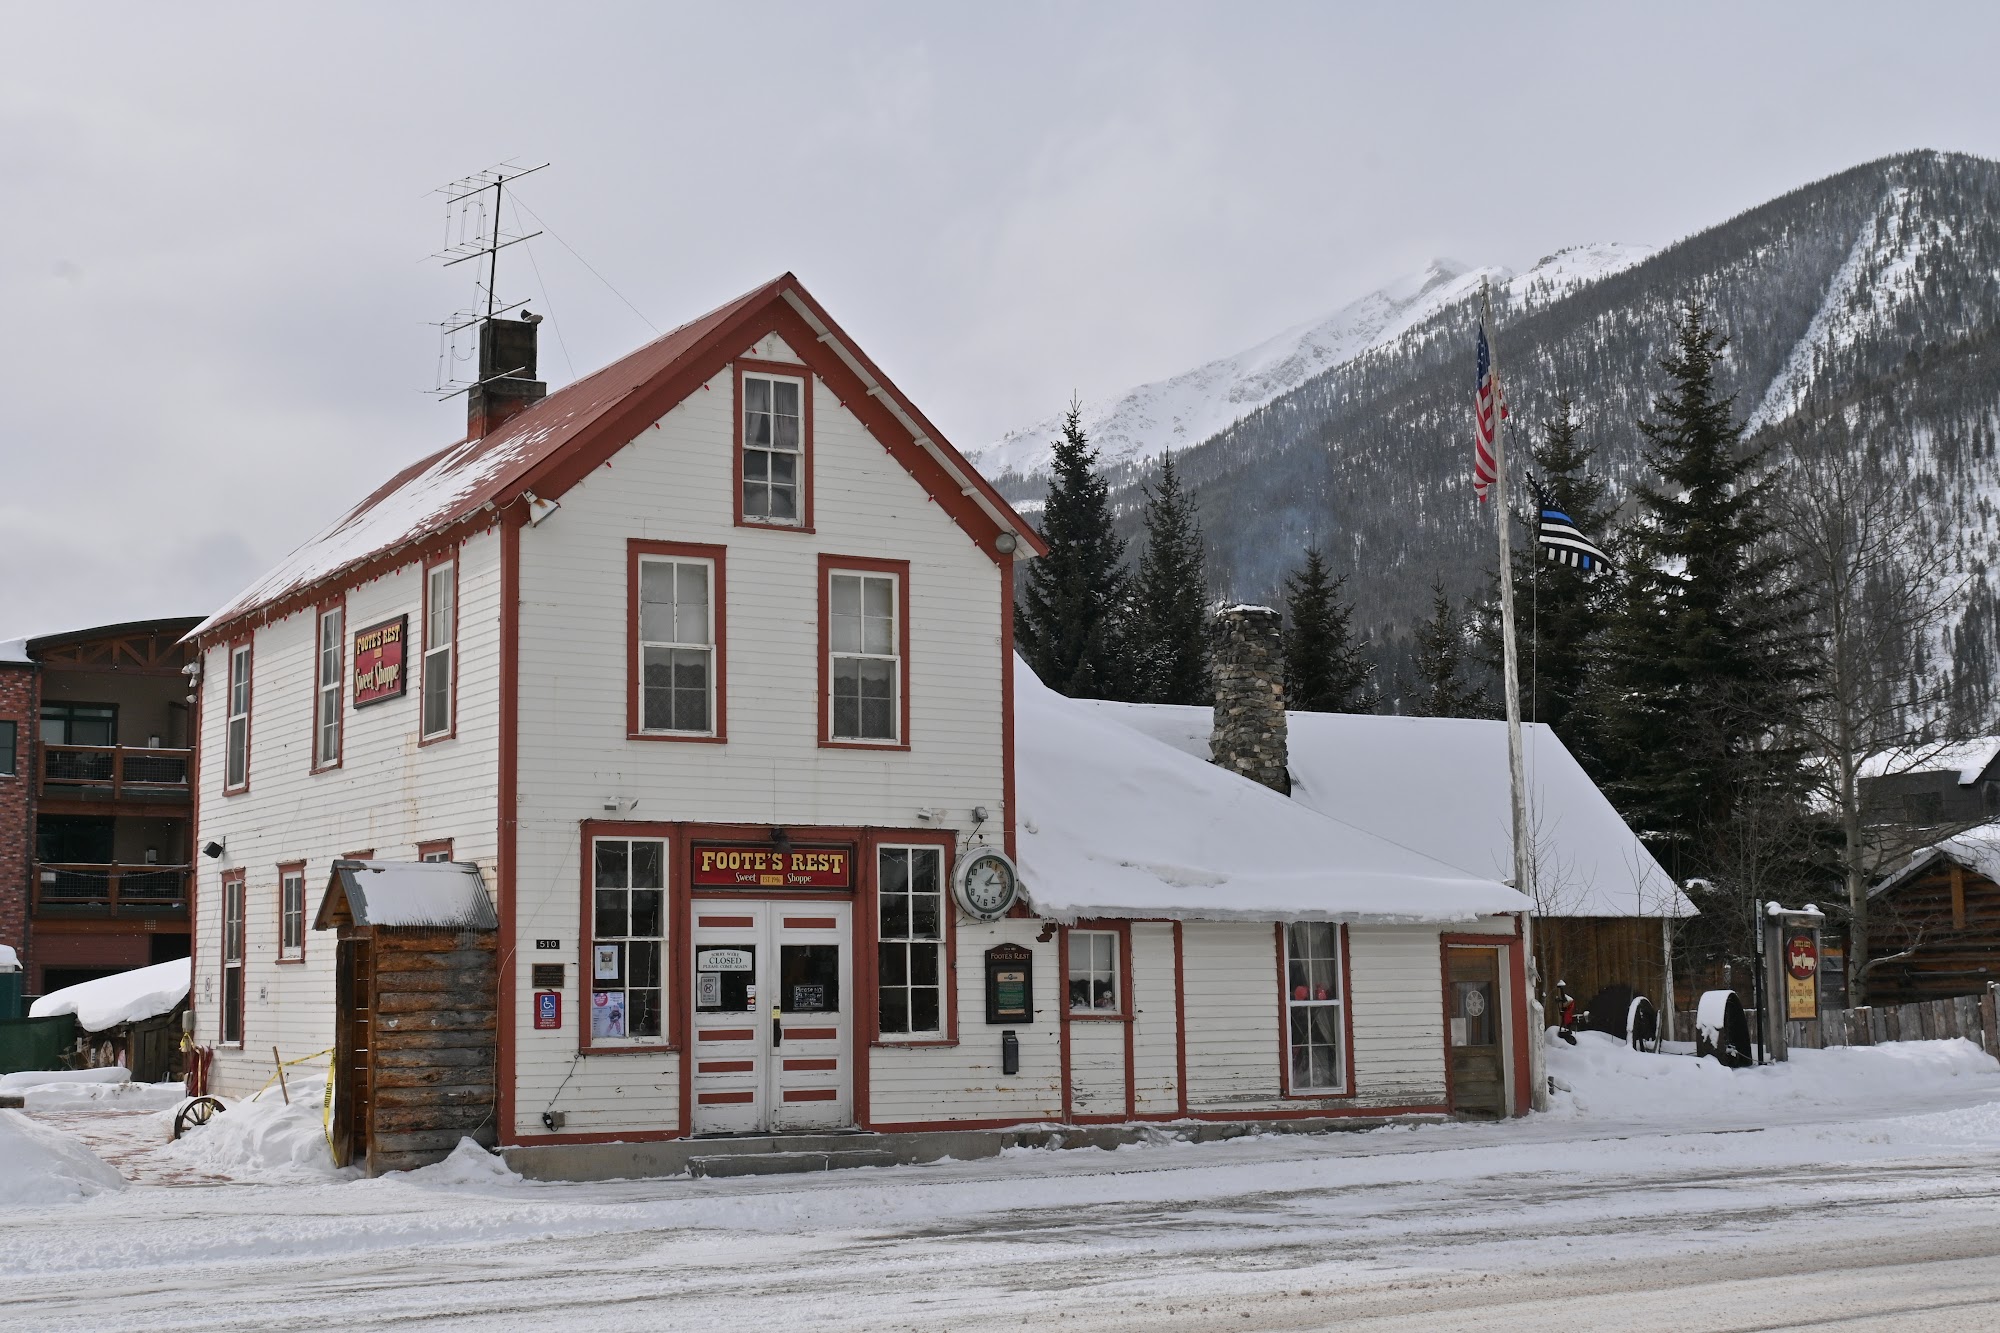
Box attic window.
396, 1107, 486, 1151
736, 364, 812, 530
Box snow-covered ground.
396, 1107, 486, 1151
5, 1037, 2000, 1330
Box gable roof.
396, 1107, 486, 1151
1859, 736, 2000, 787
192, 274, 1042, 642
1077, 701, 1692, 919
315, 859, 499, 931
1872, 819, 2000, 899
1015, 661, 1530, 924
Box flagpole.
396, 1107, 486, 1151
1481, 279, 1550, 1112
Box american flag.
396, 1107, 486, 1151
1473, 324, 1507, 502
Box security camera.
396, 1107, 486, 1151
201, 839, 226, 860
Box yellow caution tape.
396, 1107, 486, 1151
246, 1046, 336, 1103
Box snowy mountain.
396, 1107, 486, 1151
975, 244, 1652, 484
981, 151, 2000, 723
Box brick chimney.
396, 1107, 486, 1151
1210, 605, 1290, 794
467, 313, 547, 438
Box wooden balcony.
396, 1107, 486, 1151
38, 744, 191, 802
35, 863, 191, 916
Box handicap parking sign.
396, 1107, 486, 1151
534, 990, 562, 1030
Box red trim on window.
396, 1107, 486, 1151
275, 860, 307, 964
222, 635, 253, 795
418, 547, 460, 746
816, 553, 912, 751
861, 832, 958, 1049
626, 539, 728, 743
732, 358, 815, 533
309, 595, 345, 774
342, 848, 375, 861
496, 512, 521, 1142
416, 839, 454, 863
220, 867, 247, 1046
578, 822, 678, 1056
1063, 921, 1132, 1019
1276, 922, 1357, 1101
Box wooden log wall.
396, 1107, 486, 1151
1865, 862, 2000, 1006
1778, 985, 2000, 1055
366, 928, 499, 1176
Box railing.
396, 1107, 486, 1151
35, 863, 190, 914
39, 744, 191, 798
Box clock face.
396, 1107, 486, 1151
958, 851, 1018, 919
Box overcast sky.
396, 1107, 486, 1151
6, 2, 2000, 636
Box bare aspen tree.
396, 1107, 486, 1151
1779, 449, 1961, 1005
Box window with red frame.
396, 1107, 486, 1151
222, 870, 246, 1043
278, 866, 305, 961
589, 837, 668, 1042
740, 370, 806, 525
1283, 922, 1347, 1092
876, 845, 944, 1038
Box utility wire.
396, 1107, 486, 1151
509, 196, 577, 381
511, 193, 660, 335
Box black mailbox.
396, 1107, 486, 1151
985, 943, 1034, 1025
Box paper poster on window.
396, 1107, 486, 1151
594, 945, 619, 980
792, 984, 826, 1012
697, 972, 721, 1008
592, 990, 626, 1038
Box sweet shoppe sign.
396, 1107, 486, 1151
352, 615, 408, 707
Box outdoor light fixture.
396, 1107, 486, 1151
523, 491, 560, 527
201, 839, 226, 860
770, 827, 793, 858
993, 533, 1018, 554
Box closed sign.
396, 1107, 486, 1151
697, 948, 753, 972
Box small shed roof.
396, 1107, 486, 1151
1872, 819, 2000, 899
316, 860, 498, 931
1859, 736, 2000, 787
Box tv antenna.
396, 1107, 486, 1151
429, 160, 548, 398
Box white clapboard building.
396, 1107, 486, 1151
186, 276, 1530, 1173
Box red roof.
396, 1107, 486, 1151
193, 275, 1039, 640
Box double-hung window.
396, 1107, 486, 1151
824, 561, 906, 745
222, 870, 245, 1043
1283, 922, 1347, 1093
636, 553, 717, 735
224, 643, 252, 792
422, 560, 455, 740
1068, 931, 1120, 1013
0, 720, 15, 776
740, 370, 806, 526
590, 837, 667, 1042
876, 845, 944, 1037
278, 865, 305, 961
315, 605, 343, 769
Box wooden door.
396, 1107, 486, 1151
1446, 946, 1507, 1118
331, 936, 374, 1167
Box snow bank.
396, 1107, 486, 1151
0, 1066, 130, 1091
143, 1071, 349, 1184
0, 1110, 127, 1205
23, 1080, 189, 1112
29, 957, 189, 1031
0, 942, 19, 970
1015, 660, 1529, 923
1547, 1031, 2000, 1123
396, 1136, 521, 1186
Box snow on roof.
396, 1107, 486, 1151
1872, 819, 2000, 899
1858, 736, 2000, 786
1015, 662, 1529, 925
29, 958, 189, 1031
317, 860, 498, 931
1077, 701, 1692, 919
0, 637, 28, 665
0, 943, 19, 971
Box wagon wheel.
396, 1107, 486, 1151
173, 1095, 227, 1140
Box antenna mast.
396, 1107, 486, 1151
429, 160, 548, 399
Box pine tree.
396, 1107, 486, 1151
1471, 394, 1620, 769
1283, 546, 1379, 712
1129, 452, 1212, 704
1406, 578, 1484, 717
1014, 400, 1132, 699
1592, 299, 1814, 883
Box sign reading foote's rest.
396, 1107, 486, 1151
352, 615, 408, 707
692, 845, 851, 889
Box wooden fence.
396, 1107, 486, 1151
1675, 983, 2000, 1056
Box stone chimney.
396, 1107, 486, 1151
467, 313, 547, 439
1210, 605, 1289, 794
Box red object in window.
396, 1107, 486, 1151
1293, 984, 1308, 1001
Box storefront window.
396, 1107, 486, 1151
877, 845, 942, 1036
591, 838, 667, 1040
1068, 931, 1119, 1013
1285, 922, 1344, 1092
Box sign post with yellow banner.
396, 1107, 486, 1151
1761, 904, 1825, 1062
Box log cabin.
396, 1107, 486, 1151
1865, 820, 2000, 1006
